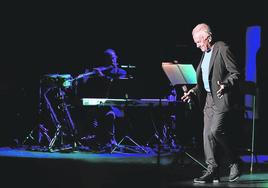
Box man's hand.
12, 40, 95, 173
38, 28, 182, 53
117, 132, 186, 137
181, 89, 193, 103
216, 81, 225, 99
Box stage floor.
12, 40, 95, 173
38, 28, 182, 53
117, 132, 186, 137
0, 146, 268, 188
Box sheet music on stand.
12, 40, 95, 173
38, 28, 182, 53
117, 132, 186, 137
161, 62, 197, 86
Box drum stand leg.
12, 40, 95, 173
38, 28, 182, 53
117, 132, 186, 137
22, 86, 52, 147
48, 88, 80, 152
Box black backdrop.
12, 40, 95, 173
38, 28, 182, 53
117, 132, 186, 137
1, 1, 266, 149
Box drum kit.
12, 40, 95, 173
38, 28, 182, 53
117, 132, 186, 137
23, 73, 79, 151
23, 67, 135, 152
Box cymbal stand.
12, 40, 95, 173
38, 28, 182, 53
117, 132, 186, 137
48, 87, 80, 152
146, 110, 164, 147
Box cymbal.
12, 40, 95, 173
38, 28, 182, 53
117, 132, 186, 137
44, 74, 72, 79
42, 74, 73, 88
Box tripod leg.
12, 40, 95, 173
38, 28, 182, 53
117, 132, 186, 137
111, 136, 148, 154
125, 136, 148, 153
48, 124, 62, 151
22, 123, 51, 146
22, 128, 36, 145
172, 144, 207, 170
111, 137, 125, 153
184, 151, 207, 170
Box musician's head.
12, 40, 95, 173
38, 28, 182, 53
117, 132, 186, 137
192, 23, 213, 52
104, 48, 118, 67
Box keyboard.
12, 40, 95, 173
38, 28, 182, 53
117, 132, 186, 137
81, 98, 181, 107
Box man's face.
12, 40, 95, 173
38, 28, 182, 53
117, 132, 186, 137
193, 32, 211, 52
104, 52, 118, 67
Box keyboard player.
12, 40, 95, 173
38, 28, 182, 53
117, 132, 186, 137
76, 48, 129, 152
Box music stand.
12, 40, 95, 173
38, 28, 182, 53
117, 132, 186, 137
161, 62, 207, 170
162, 62, 197, 86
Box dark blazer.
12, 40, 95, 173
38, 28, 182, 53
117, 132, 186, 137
192, 41, 241, 112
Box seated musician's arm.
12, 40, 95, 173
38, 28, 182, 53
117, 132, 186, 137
93, 67, 105, 77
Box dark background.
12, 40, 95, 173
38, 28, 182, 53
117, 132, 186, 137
0, 1, 266, 151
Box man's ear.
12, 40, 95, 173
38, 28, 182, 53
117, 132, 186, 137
208, 36, 212, 42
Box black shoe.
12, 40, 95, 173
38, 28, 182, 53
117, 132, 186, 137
194, 167, 220, 183
229, 163, 241, 182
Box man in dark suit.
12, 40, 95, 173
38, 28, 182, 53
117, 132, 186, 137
181, 23, 242, 183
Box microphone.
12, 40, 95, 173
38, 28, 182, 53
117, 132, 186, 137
120, 65, 136, 69
182, 85, 192, 110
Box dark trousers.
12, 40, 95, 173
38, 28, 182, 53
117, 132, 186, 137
203, 93, 238, 167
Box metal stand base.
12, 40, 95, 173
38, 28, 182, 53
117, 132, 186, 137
111, 136, 148, 154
